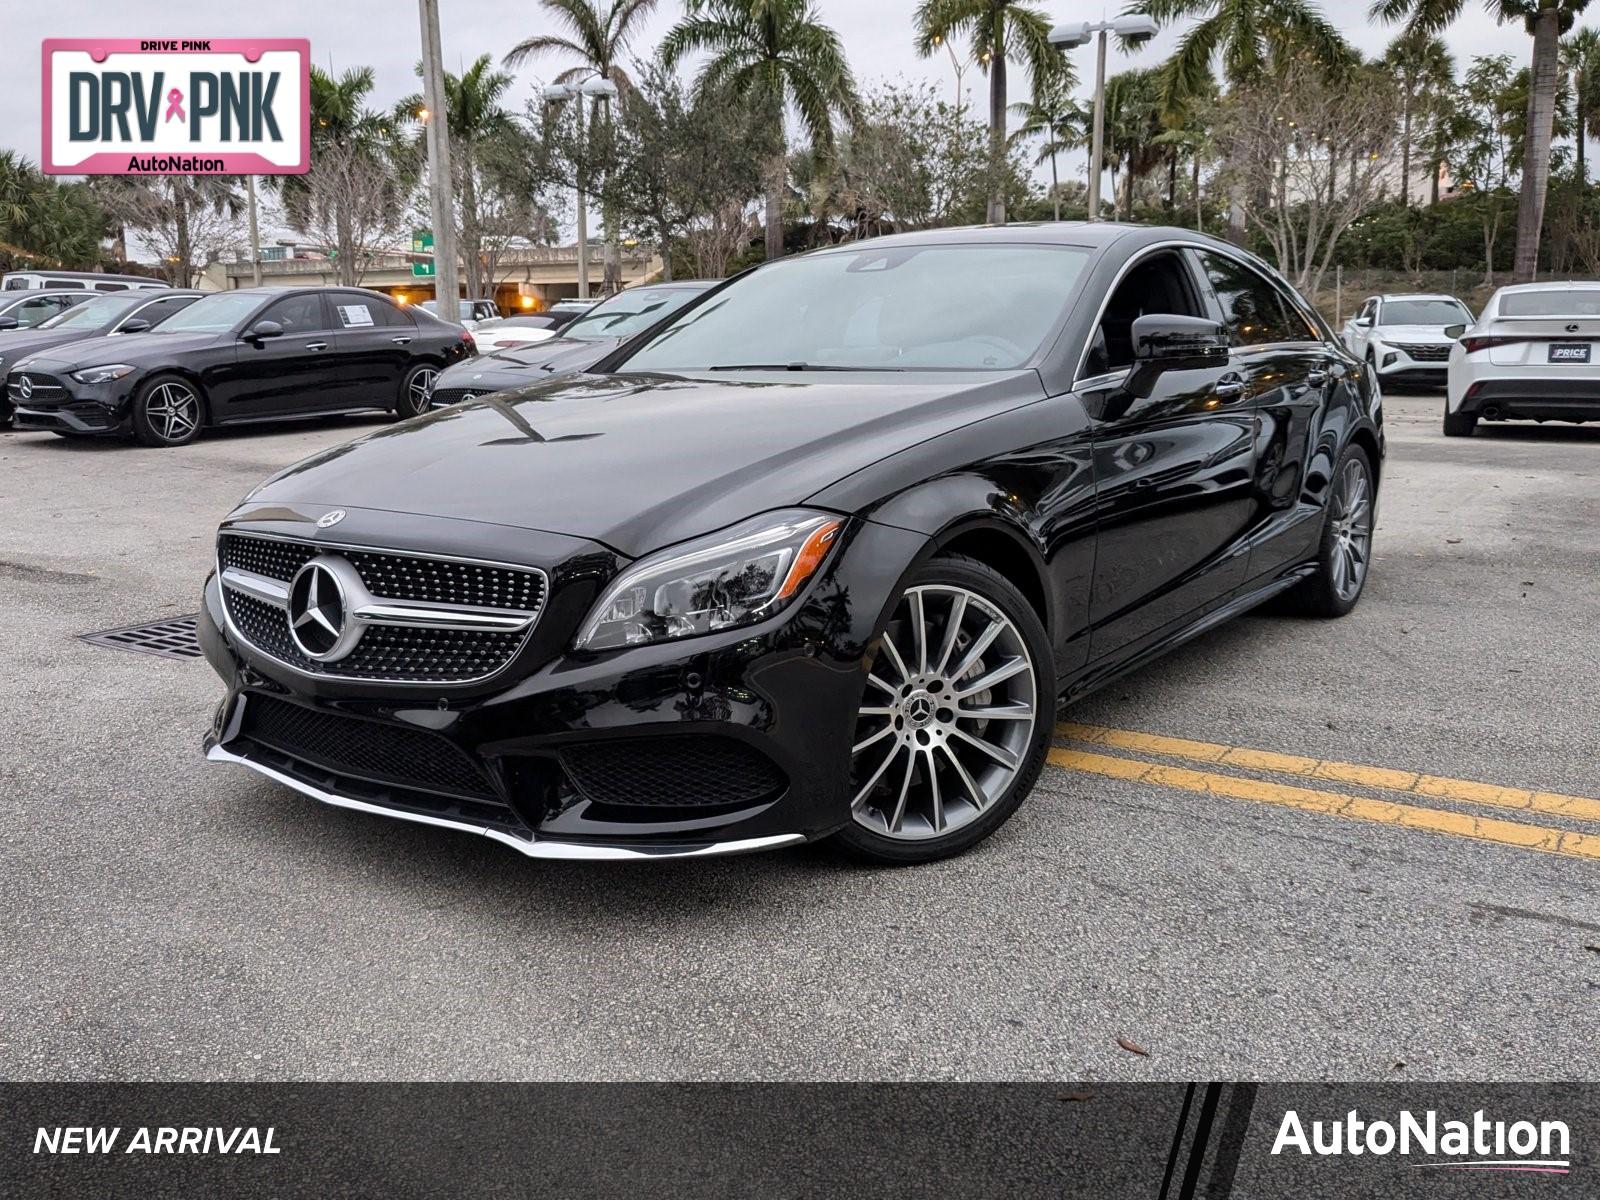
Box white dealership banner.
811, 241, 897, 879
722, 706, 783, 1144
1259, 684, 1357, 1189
42, 38, 309, 175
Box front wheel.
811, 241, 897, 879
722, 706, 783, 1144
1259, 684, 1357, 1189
833, 555, 1054, 865
395, 363, 439, 419
131, 376, 204, 447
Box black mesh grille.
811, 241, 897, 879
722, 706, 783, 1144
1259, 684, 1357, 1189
223, 589, 527, 682
240, 693, 494, 799
561, 737, 787, 809
1395, 342, 1451, 362
428, 388, 488, 407
219, 533, 545, 611
8, 371, 68, 400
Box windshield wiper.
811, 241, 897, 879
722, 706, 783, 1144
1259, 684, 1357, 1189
706, 362, 901, 372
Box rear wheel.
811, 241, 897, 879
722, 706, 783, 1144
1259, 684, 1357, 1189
834, 556, 1054, 865
1281, 444, 1374, 618
131, 376, 204, 447
1443, 405, 1477, 437
395, 363, 438, 419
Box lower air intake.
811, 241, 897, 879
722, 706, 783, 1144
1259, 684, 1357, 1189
560, 737, 787, 809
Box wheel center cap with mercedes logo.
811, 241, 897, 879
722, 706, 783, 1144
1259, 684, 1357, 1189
287, 556, 365, 662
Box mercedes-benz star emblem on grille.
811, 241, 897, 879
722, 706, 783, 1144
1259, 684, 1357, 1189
18, 376, 32, 400
288, 558, 357, 661
316, 509, 347, 529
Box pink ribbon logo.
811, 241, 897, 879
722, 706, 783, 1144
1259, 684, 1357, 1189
164, 88, 185, 123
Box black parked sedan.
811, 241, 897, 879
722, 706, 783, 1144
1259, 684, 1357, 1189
200, 224, 1381, 865
426, 281, 713, 408
9, 286, 474, 446
0, 290, 201, 429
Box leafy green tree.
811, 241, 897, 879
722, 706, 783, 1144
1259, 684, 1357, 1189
0, 154, 105, 271
1373, 0, 1593, 282
1101, 68, 1166, 221
665, 0, 859, 262
913, 0, 1067, 225
1009, 73, 1086, 220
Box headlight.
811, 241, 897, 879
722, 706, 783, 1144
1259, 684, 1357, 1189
575, 510, 844, 651
71, 364, 136, 385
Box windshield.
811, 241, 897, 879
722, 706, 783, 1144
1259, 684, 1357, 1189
561, 288, 705, 342
39, 294, 143, 331
1381, 299, 1471, 326
1499, 289, 1600, 317
622, 244, 1091, 372
154, 292, 263, 333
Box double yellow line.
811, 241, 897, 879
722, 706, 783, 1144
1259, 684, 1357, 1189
1048, 723, 1600, 862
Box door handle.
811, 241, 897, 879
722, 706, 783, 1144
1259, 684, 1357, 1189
1213, 375, 1247, 401
305, 341, 328, 351
391, 336, 412, 345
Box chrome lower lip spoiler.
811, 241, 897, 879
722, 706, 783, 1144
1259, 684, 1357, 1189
205, 743, 806, 862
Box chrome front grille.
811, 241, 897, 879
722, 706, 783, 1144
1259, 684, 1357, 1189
217, 531, 547, 685
1395, 342, 1451, 363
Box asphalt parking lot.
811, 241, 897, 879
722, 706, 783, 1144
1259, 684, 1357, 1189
1, 392, 1597, 1082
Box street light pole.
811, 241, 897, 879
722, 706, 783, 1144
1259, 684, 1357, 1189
1048, 14, 1159, 223
246, 174, 262, 286
1088, 29, 1108, 222
418, 0, 461, 323
544, 75, 617, 302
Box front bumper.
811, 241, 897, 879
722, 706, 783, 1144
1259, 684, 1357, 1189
8, 374, 128, 435
199, 512, 927, 861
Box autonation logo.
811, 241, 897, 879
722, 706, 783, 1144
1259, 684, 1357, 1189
1272, 1108, 1572, 1175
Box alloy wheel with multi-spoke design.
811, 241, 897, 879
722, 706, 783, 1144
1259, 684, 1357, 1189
1329, 456, 1372, 602
404, 367, 438, 415
143, 382, 201, 444
850, 584, 1039, 842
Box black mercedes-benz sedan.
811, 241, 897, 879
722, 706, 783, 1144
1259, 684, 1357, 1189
425, 280, 714, 408
9, 286, 474, 446
0, 290, 201, 429
200, 224, 1382, 865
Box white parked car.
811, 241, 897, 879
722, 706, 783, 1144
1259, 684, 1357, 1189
1342, 293, 1473, 390
1444, 282, 1600, 437
470, 314, 566, 353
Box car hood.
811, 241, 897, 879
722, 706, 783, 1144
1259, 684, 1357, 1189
1373, 324, 1455, 342
248, 369, 1046, 557
445, 336, 616, 380
18, 329, 225, 371
0, 327, 106, 365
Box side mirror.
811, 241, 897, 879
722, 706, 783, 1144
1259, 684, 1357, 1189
245, 319, 284, 342
118, 318, 151, 334
1443, 324, 1467, 340
1354, 317, 1372, 328
1131, 314, 1229, 367
0, 317, 18, 332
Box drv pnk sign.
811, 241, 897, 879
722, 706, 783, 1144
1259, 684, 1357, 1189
42, 39, 309, 175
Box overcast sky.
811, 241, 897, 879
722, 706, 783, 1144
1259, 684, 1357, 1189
3, 0, 1536, 248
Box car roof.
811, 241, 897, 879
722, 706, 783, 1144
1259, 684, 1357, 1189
221, 285, 396, 299
1377, 293, 1461, 302
1493, 281, 1600, 293
794, 221, 1243, 257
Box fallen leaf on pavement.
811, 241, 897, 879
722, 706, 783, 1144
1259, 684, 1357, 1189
1116, 1037, 1150, 1057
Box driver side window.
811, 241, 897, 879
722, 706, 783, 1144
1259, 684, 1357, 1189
1085, 251, 1208, 378
260, 294, 328, 335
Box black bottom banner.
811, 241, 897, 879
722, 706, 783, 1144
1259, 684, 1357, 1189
2, 1083, 1593, 1197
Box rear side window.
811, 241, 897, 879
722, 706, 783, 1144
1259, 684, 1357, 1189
45, 279, 86, 290
93, 282, 128, 292
1198, 253, 1315, 347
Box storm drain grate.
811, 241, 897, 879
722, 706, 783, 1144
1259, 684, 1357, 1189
80, 614, 203, 660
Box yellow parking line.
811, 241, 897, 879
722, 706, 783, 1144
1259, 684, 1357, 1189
1057, 723, 1600, 826
1046, 748, 1600, 862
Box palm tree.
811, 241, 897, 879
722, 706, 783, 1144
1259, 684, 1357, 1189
1131, 0, 1353, 241
1101, 68, 1165, 221
400, 55, 516, 298
915, 0, 1064, 225
1382, 30, 1455, 206
1373, 0, 1593, 283
665, 0, 858, 262
506, 0, 659, 291
1563, 25, 1600, 180
1009, 78, 1086, 220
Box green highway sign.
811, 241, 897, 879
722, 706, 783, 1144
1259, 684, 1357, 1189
411, 230, 434, 278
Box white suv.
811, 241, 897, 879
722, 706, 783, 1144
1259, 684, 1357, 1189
1444, 282, 1600, 437
1342, 293, 1473, 391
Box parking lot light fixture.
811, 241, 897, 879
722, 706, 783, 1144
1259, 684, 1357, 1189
1050, 12, 1160, 222
543, 77, 616, 300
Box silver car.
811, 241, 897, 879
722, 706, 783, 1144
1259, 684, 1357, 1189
1342, 293, 1473, 391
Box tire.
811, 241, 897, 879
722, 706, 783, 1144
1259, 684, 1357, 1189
395, 362, 439, 419
1280, 443, 1375, 618
833, 554, 1055, 865
131, 375, 204, 447
1442, 405, 1477, 437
